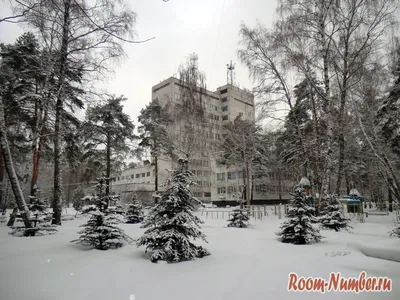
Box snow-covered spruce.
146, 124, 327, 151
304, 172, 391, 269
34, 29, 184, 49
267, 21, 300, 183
108, 204, 126, 217
125, 194, 144, 224
71, 177, 132, 250
71, 210, 132, 250
319, 194, 352, 232
277, 188, 322, 245
137, 158, 210, 263
10, 193, 57, 237
227, 203, 250, 228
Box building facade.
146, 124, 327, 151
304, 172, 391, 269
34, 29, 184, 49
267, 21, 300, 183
111, 77, 297, 206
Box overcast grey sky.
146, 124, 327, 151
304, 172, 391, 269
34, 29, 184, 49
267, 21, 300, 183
0, 0, 278, 125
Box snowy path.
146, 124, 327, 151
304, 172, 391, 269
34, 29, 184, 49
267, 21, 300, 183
0, 213, 399, 300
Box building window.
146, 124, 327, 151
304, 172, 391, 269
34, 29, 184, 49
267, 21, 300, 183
146, 172, 150, 177
220, 88, 228, 94
222, 106, 228, 111
131, 174, 134, 179
136, 174, 140, 178
121, 176, 125, 180
227, 172, 237, 180
228, 186, 233, 193
217, 173, 226, 181
215, 106, 218, 111
204, 192, 211, 197
142, 173, 145, 177
217, 187, 226, 194
214, 115, 219, 121
197, 170, 202, 176
222, 115, 228, 121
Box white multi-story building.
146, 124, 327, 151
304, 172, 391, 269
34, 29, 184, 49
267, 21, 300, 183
111, 77, 297, 206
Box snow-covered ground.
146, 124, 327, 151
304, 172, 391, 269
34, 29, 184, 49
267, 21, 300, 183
1, 210, 399, 300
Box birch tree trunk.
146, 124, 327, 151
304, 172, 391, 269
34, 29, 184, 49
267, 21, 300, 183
0, 102, 32, 228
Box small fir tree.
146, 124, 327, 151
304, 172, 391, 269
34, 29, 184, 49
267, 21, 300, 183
28, 189, 52, 224
319, 194, 352, 232
277, 188, 322, 244
137, 158, 210, 263
72, 187, 85, 217
227, 201, 250, 228
125, 194, 144, 224
71, 177, 132, 250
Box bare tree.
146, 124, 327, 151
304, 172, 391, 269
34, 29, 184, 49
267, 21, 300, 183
218, 114, 268, 205
10, 0, 138, 225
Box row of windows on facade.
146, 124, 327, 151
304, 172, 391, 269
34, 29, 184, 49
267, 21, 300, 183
217, 185, 294, 195
217, 186, 245, 194
190, 170, 212, 176
255, 184, 295, 194
208, 113, 229, 121
175, 93, 220, 113
193, 181, 211, 188
189, 160, 211, 167
193, 192, 211, 198
217, 171, 299, 182
112, 172, 151, 181
216, 171, 246, 181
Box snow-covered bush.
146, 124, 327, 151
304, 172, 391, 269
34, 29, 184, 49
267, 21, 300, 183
277, 188, 322, 245
319, 194, 352, 232
137, 158, 210, 263
390, 222, 400, 238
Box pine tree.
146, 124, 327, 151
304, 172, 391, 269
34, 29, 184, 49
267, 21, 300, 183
125, 194, 144, 224
137, 158, 210, 263
71, 178, 132, 250
277, 188, 322, 244
83, 97, 136, 198
227, 201, 250, 228
319, 194, 352, 232
137, 99, 172, 203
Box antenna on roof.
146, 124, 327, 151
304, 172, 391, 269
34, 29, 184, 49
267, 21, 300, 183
226, 60, 235, 86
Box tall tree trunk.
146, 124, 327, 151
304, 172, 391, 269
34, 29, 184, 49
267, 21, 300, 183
53, 0, 72, 225
154, 155, 158, 204
30, 95, 39, 198
335, 75, 348, 196
106, 133, 111, 197
242, 167, 246, 203
388, 186, 393, 213
0, 107, 31, 228
0, 150, 4, 211
250, 175, 254, 204
345, 168, 350, 195
319, 0, 334, 208
245, 160, 251, 206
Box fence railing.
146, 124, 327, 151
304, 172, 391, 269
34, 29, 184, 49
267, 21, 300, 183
200, 205, 270, 220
